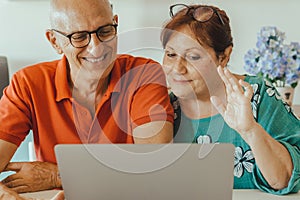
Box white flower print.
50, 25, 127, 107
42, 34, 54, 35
234, 147, 255, 178
172, 99, 180, 110
264, 80, 296, 114
266, 87, 276, 97
265, 80, 273, 88
174, 112, 178, 120
251, 83, 259, 95
196, 135, 212, 144
250, 84, 260, 120
265, 80, 283, 100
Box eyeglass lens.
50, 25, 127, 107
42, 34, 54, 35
170, 4, 189, 17
97, 25, 117, 41
70, 24, 117, 48
170, 4, 221, 24
193, 7, 214, 22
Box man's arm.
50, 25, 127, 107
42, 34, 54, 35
133, 121, 173, 144
0, 140, 17, 172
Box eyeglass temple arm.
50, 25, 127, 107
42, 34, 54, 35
215, 11, 225, 25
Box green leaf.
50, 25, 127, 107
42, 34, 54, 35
291, 82, 298, 88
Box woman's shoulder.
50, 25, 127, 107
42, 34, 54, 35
243, 74, 272, 96
243, 74, 265, 85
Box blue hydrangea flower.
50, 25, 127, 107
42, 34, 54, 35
244, 26, 300, 88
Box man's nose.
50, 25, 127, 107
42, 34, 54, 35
86, 34, 105, 54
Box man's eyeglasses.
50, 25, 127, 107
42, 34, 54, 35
52, 23, 118, 48
169, 4, 224, 25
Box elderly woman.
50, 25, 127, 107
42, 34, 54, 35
161, 3, 300, 194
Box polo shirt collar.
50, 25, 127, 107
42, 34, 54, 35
55, 56, 72, 102
107, 58, 122, 94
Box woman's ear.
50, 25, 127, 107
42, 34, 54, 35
218, 45, 232, 67
45, 29, 63, 54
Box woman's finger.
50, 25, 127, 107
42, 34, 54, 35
224, 68, 243, 93
217, 66, 233, 93
239, 80, 253, 99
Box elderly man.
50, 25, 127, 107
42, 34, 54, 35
0, 0, 173, 195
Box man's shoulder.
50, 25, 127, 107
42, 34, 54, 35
15, 59, 61, 78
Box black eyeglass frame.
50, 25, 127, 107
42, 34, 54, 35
51, 23, 118, 48
169, 4, 225, 25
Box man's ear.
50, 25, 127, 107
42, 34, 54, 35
218, 45, 232, 67
113, 15, 118, 24
45, 29, 63, 54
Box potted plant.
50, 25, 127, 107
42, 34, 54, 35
244, 26, 300, 105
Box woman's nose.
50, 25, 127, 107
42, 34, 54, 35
172, 57, 187, 74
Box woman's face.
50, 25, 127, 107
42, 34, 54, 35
162, 27, 221, 100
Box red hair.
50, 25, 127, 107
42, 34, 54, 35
161, 4, 233, 58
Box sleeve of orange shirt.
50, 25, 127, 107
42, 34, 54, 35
126, 58, 174, 128
0, 71, 32, 146
115, 55, 173, 129
124, 58, 174, 143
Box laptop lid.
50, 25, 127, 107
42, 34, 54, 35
55, 143, 235, 200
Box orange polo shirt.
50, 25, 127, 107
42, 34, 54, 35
0, 55, 173, 163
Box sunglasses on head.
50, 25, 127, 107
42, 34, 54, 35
169, 4, 225, 25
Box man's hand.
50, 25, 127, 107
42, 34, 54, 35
2, 161, 61, 193
0, 183, 26, 200
0, 182, 65, 200
51, 191, 65, 200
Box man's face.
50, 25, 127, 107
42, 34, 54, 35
50, 0, 118, 82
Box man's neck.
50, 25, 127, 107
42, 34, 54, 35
69, 71, 110, 116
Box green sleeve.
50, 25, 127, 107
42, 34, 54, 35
248, 78, 300, 194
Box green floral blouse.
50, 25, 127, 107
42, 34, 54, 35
170, 75, 300, 194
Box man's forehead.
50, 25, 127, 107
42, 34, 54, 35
50, 0, 112, 18
50, 0, 110, 8
50, 0, 113, 30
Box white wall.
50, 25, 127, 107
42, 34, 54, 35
1, 0, 300, 104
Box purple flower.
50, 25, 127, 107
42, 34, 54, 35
244, 26, 300, 88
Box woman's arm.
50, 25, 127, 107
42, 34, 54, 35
211, 66, 294, 190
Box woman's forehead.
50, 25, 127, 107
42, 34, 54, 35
166, 31, 210, 54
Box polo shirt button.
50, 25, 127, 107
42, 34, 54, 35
82, 111, 87, 115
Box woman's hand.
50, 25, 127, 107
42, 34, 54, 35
211, 66, 257, 138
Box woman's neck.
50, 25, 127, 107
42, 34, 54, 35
178, 84, 226, 119
179, 98, 219, 119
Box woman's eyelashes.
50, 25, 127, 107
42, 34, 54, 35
185, 52, 201, 61
167, 53, 177, 58
165, 49, 201, 60
165, 50, 177, 58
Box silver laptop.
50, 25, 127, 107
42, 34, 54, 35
55, 143, 235, 200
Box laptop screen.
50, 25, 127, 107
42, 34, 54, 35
55, 143, 234, 200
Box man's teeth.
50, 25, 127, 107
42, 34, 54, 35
86, 55, 105, 63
